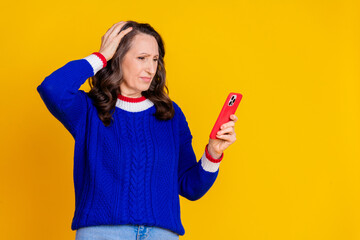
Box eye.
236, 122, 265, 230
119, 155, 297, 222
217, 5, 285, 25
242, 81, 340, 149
138, 57, 159, 62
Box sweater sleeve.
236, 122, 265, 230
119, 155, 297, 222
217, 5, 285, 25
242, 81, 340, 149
36, 53, 106, 139
176, 103, 224, 201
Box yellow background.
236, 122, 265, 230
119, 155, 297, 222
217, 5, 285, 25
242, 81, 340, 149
1, 0, 359, 239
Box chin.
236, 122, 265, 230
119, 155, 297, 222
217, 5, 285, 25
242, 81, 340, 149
139, 86, 151, 92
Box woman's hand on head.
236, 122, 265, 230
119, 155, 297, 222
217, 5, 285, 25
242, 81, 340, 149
99, 21, 133, 61
207, 114, 238, 159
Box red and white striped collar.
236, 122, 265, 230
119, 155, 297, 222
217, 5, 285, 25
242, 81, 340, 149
116, 94, 154, 112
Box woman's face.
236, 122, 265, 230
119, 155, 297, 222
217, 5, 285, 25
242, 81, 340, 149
120, 33, 159, 98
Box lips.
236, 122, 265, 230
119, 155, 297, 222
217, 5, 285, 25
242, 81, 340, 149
140, 77, 152, 82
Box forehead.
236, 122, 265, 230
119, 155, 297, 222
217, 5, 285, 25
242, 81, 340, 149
129, 33, 159, 56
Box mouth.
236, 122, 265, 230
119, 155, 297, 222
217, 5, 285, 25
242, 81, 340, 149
140, 77, 152, 82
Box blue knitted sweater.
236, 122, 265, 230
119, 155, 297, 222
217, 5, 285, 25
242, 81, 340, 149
36, 53, 224, 236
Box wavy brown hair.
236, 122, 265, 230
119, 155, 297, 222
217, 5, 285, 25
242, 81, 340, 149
87, 21, 175, 126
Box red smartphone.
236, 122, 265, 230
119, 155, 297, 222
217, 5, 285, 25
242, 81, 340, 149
209, 92, 243, 139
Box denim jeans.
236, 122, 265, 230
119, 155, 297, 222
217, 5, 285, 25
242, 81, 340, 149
75, 224, 180, 240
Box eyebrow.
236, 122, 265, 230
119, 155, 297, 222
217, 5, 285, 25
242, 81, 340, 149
139, 52, 159, 57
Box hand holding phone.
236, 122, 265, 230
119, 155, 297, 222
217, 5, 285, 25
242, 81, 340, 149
209, 92, 242, 139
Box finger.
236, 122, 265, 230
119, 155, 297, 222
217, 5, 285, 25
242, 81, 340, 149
105, 21, 127, 39
220, 121, 235, 130
215, 133, 233, 141
115, 26, 133, 38
217, 132, 237, 142
231, 114, 238, 122
217, 126, 235, 136
104, 21, 125, 37
109, 21, 129, 38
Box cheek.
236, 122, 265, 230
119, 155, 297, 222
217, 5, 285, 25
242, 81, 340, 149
122, 63, 135, 79
122, 59, 145, 81
128, 61, 142, 76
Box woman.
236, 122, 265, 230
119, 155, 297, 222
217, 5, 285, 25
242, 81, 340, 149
37, 20, 238, 240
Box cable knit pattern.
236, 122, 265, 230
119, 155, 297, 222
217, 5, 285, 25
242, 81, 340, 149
143, 114, 155, 224
36, 53, 222, 236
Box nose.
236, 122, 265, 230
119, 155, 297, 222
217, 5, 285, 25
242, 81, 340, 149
145, 59, 157, 75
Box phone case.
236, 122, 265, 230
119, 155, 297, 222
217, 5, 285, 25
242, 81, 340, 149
209, 92, 243, 139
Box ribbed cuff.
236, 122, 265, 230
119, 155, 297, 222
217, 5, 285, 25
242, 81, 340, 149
83, 52, 107, 75
200, 144, 224, 173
